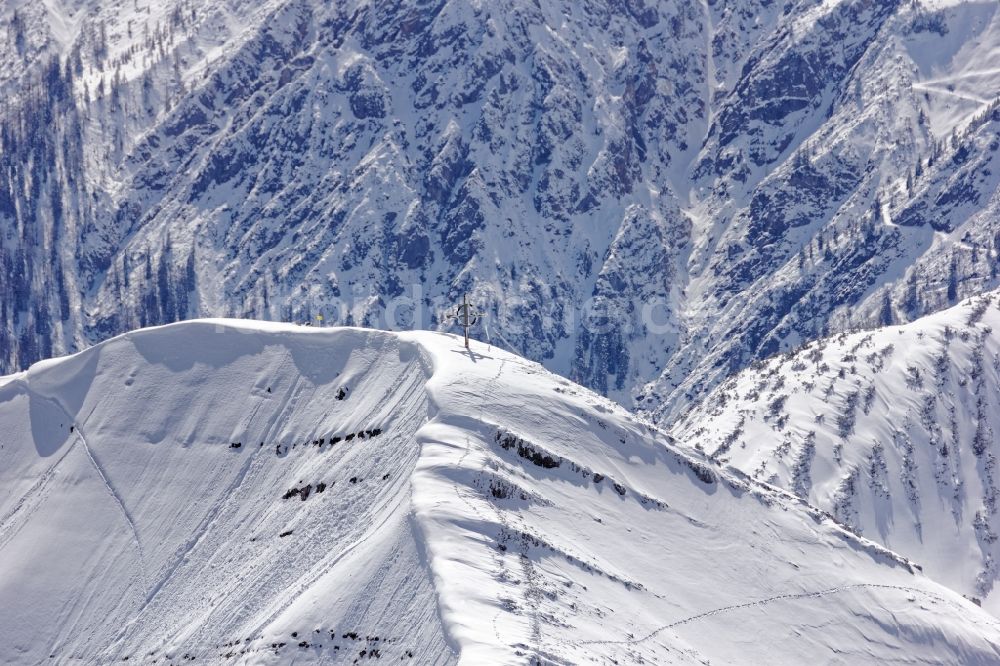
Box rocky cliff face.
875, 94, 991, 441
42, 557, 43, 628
2, 0, 999, 415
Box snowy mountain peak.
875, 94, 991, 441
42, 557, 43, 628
3, 0, 1000, 419
2, 320, 1000, 663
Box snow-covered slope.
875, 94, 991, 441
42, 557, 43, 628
2, 320, 1000, 664
674, 291, 1000, 614
3, 0, 1000, 417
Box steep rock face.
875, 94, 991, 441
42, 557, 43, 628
674, 292, 1000, 612
1, 0, 999, 416
645, 0, 1000, 420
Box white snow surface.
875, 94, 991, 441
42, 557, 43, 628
2, 320, 1000, 664
675, 291, 1000, 615
5, 0, 1000, 423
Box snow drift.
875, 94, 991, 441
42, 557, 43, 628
1, 320, 1000, 664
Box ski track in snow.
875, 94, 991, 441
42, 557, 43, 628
74, 423, 149, 590
18, 382, 150, 591
0, 440, 75, 554
109, 452, 256, 649
579, 582, 992, 648
448, 351, 517, 651
3, 382, 154, 660
247, 361, 429, 639
113, 351, 331, 648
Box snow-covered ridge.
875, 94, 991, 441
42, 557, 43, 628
2, 320, 1000, 663
3, 0, 1000, 419
674, 291, 1000, 613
